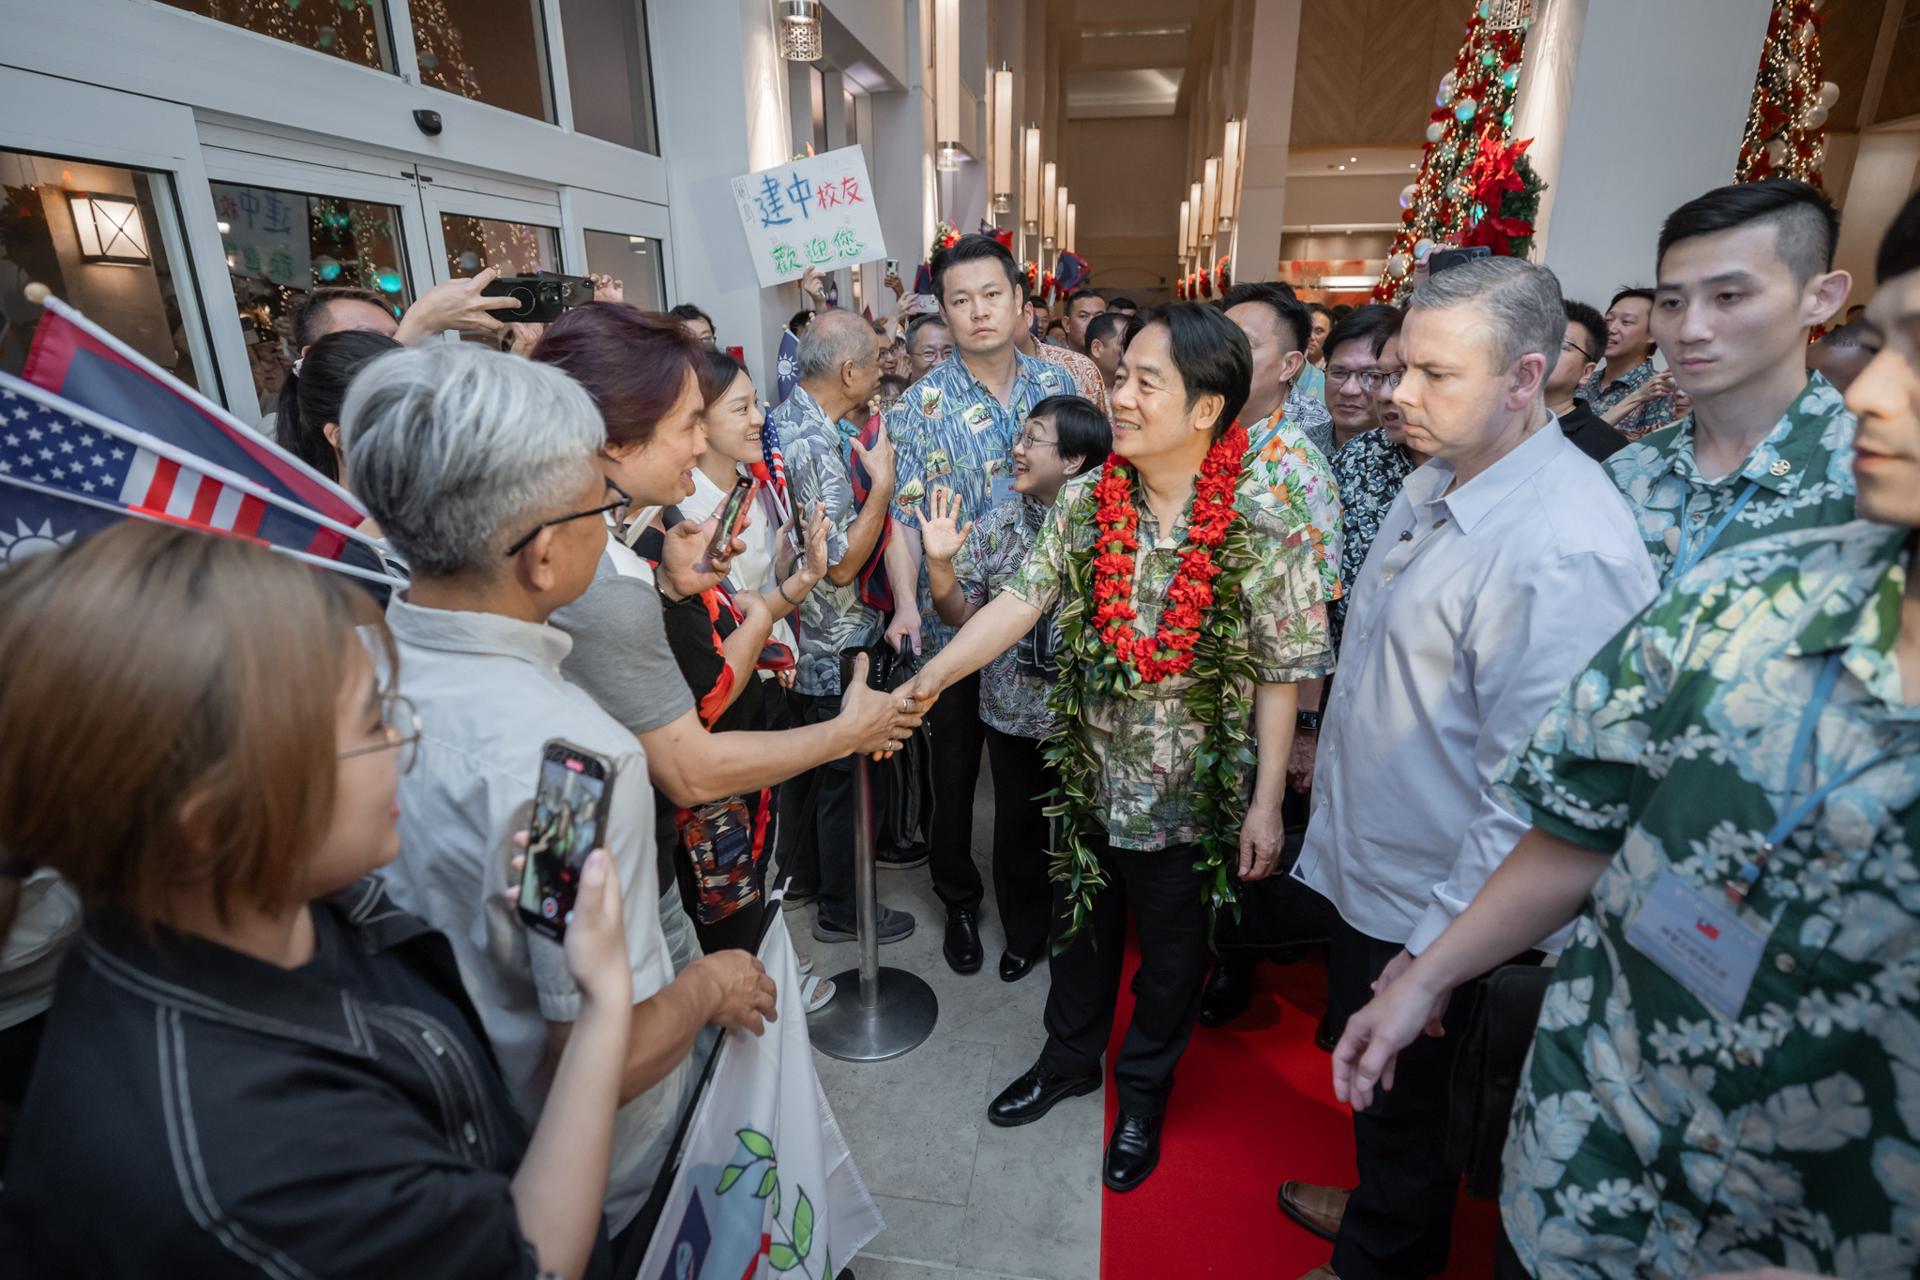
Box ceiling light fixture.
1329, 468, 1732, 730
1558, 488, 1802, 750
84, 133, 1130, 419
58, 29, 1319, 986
934, 0, 961, 170
991, 64, 1014, 212
778, 0, 822, 62
1022, 125, 1042, 234
1219, 117, 1242, 231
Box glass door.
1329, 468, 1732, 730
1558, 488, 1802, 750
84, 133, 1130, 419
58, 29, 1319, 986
562, 187, 672, 315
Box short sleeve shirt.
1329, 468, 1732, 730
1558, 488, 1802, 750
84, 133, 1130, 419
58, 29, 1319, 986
953, 495, 1053, 738
1005, 467, 1334, 850
768, 384, 881, 695
1031, 342, 1111, 418
1243, 409, 1345, 610
1605, 372, 1858, 585
1492, 520, 1920, 1280
1327, 429, 1419, 649
1580, 357, 1682, 441
887, 351, 1075, 657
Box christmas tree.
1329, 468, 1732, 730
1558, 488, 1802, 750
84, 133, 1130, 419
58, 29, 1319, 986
1373, 0, 1536, 301
1735, 0, 1836, 187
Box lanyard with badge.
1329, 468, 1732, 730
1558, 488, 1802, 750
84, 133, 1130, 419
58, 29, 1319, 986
1626, 652, 1920, 1019
1667, 480, 1759, 582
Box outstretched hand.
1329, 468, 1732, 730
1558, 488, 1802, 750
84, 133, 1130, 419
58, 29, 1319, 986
915, 487, 971, 564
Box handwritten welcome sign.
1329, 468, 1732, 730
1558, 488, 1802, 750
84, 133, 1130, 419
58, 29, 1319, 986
730, 147, 887, 289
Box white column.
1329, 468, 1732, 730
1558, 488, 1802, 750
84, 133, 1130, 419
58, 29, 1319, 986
651, 0, 794, 386
1229, 0, 1301, 282
1521, 0, 1773, 307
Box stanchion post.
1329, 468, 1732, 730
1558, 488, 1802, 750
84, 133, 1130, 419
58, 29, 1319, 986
852, 753, 881, 1008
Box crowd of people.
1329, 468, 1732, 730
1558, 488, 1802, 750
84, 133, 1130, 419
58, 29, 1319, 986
0, 171, 1917, 1280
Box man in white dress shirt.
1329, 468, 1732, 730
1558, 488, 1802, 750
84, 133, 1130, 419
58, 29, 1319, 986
1281, 258, 1660, 1280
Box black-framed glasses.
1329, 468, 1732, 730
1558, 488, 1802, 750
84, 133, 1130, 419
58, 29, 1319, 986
503, 480, 630, 558
338, 693, 422, 775
1563, 337, 1598, 363
1329, 366, 1401, 391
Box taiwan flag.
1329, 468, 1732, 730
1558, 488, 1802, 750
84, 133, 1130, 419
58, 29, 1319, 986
22, 295, 367, 555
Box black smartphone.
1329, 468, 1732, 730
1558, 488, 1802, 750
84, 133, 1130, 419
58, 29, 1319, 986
516, 740, 617, 941
696, 476, 755, 574
1427, 245, 1493, 278
481, 271, 596, 323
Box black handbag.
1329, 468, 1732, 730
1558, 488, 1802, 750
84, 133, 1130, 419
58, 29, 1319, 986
1446, 962, 1553, 1199
838, 643, 934, 858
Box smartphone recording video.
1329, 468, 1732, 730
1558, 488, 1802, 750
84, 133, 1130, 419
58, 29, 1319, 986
517, 740, 616, 941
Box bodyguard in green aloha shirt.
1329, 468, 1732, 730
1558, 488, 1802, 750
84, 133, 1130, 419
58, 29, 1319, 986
906, 304, 1332, 1195
1605, 181, 1860, 586
1327, 183, 1920, 1280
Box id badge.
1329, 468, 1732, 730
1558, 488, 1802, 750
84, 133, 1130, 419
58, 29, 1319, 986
1624, 869, 1769, 1021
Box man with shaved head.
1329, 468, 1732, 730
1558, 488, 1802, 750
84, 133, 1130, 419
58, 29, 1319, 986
1605, 179, 1858, 584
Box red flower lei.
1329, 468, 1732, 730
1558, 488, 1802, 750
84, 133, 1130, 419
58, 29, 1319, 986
1088, 421, 1249, 684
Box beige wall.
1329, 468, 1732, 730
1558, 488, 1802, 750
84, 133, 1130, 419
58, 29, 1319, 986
1064, 114, 1184, 296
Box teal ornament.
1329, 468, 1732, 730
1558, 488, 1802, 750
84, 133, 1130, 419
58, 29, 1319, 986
1480, 50, 1496, 67
375, 269, 404, 294
1454, 98, 1478, 123
1502, 109, 1514, 128
1500, 67, 1519, 90
317, 24, 335, 48
420, 52, 438, 69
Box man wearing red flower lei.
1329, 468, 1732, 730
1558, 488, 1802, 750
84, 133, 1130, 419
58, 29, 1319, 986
906, 303, 1335, 1193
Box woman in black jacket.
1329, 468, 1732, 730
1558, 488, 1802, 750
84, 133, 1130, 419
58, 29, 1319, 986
0, 523, 631, 1279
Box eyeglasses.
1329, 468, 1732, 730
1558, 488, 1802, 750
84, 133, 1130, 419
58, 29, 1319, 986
338, 692, 422, 775
1562, 337, 1598, 363
1329, 367, 1402, 392
1015, 427, 1058, 451
503, 480, 630, 558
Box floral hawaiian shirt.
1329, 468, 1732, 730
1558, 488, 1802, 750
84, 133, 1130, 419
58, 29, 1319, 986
1284, 383, 1336, 459
767, 385, 879, 696
887, 350, 1075, 657
1005, 469, 1334, 851
1327, 428, 1418, 650
1581, 357, 1683, 441
1244, 410, 1344, 609
954, 495, 1055, 739
1491, 519, 1920, 1280
1606, 372, 1857, 586
1031, 342, 1111, 418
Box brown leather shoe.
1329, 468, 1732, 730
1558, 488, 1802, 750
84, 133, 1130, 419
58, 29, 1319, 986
1277, 1180, 1350, 1241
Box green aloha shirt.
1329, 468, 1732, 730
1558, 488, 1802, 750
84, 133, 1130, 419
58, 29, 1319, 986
1243, 409, 1346, 609
1605, 372, 1857, 585
1004, 467, 1335, 851
1491, 519, 1920, 1280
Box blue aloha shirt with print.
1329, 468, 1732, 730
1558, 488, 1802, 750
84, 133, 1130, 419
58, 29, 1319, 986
953, 495, 1055, 739
1581, 357, 1682, 441
886, 350, 1074, 656
1606, 372, 1858, 586
767, 385, 879, 696
1491, 519, 1920, 1280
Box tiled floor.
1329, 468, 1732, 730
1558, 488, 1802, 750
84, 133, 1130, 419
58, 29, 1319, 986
801, 766, 1103, 1280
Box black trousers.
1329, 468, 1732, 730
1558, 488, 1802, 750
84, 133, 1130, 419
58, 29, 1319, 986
926, 671, 985, 913
1037, 837, 1211, 1117
773, 689, 858, 925
982, 725, 1056, 962
1327, 914, 1513, 1280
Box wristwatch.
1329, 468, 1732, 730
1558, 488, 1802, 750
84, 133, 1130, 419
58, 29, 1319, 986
1295, 709, 1323, 733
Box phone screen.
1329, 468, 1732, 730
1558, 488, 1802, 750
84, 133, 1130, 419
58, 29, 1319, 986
698, 477, 755, 572
517, 745, 611, 940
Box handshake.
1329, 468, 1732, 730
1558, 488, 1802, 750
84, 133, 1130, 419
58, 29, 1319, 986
833, 650, 946, 760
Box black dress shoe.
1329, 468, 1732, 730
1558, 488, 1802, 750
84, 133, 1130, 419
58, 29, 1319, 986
1102, 1111, 1162, 1192
998, 951, 1036, 982
987, 1062, 1100, 1127
944, 908, 983, 974
1197, 956, 1255, 1027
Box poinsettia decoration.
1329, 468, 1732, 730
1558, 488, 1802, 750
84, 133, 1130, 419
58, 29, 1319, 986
929, 221, 961, 260
1215, 256, 1232, 290
1197, 265, 1213, 299
1457, 129, 1544, 258
1175, 277, 1187, 301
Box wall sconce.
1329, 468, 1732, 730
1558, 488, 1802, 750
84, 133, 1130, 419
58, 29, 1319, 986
1219, 118, 1242, 230
991, 65, 1014, 213
1041, 161, 1057, 245
1200, 156, 1220, 246
934, 0, 961, 170
1021, 126, 1041, 235
778, 0, 822, 62
69, 193, 151, 264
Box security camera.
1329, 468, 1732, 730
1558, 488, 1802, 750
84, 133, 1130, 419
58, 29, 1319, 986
413, 109, 443, 137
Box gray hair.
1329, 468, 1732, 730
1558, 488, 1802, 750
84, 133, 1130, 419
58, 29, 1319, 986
796, 309, 877, 381
1409, 256, 1567, 370
340, 344, 604, 579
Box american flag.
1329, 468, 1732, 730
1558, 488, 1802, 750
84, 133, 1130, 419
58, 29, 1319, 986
0, 378, 361, 558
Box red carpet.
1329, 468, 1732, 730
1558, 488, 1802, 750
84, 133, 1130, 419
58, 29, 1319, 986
1098, 943, 1498, 1279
